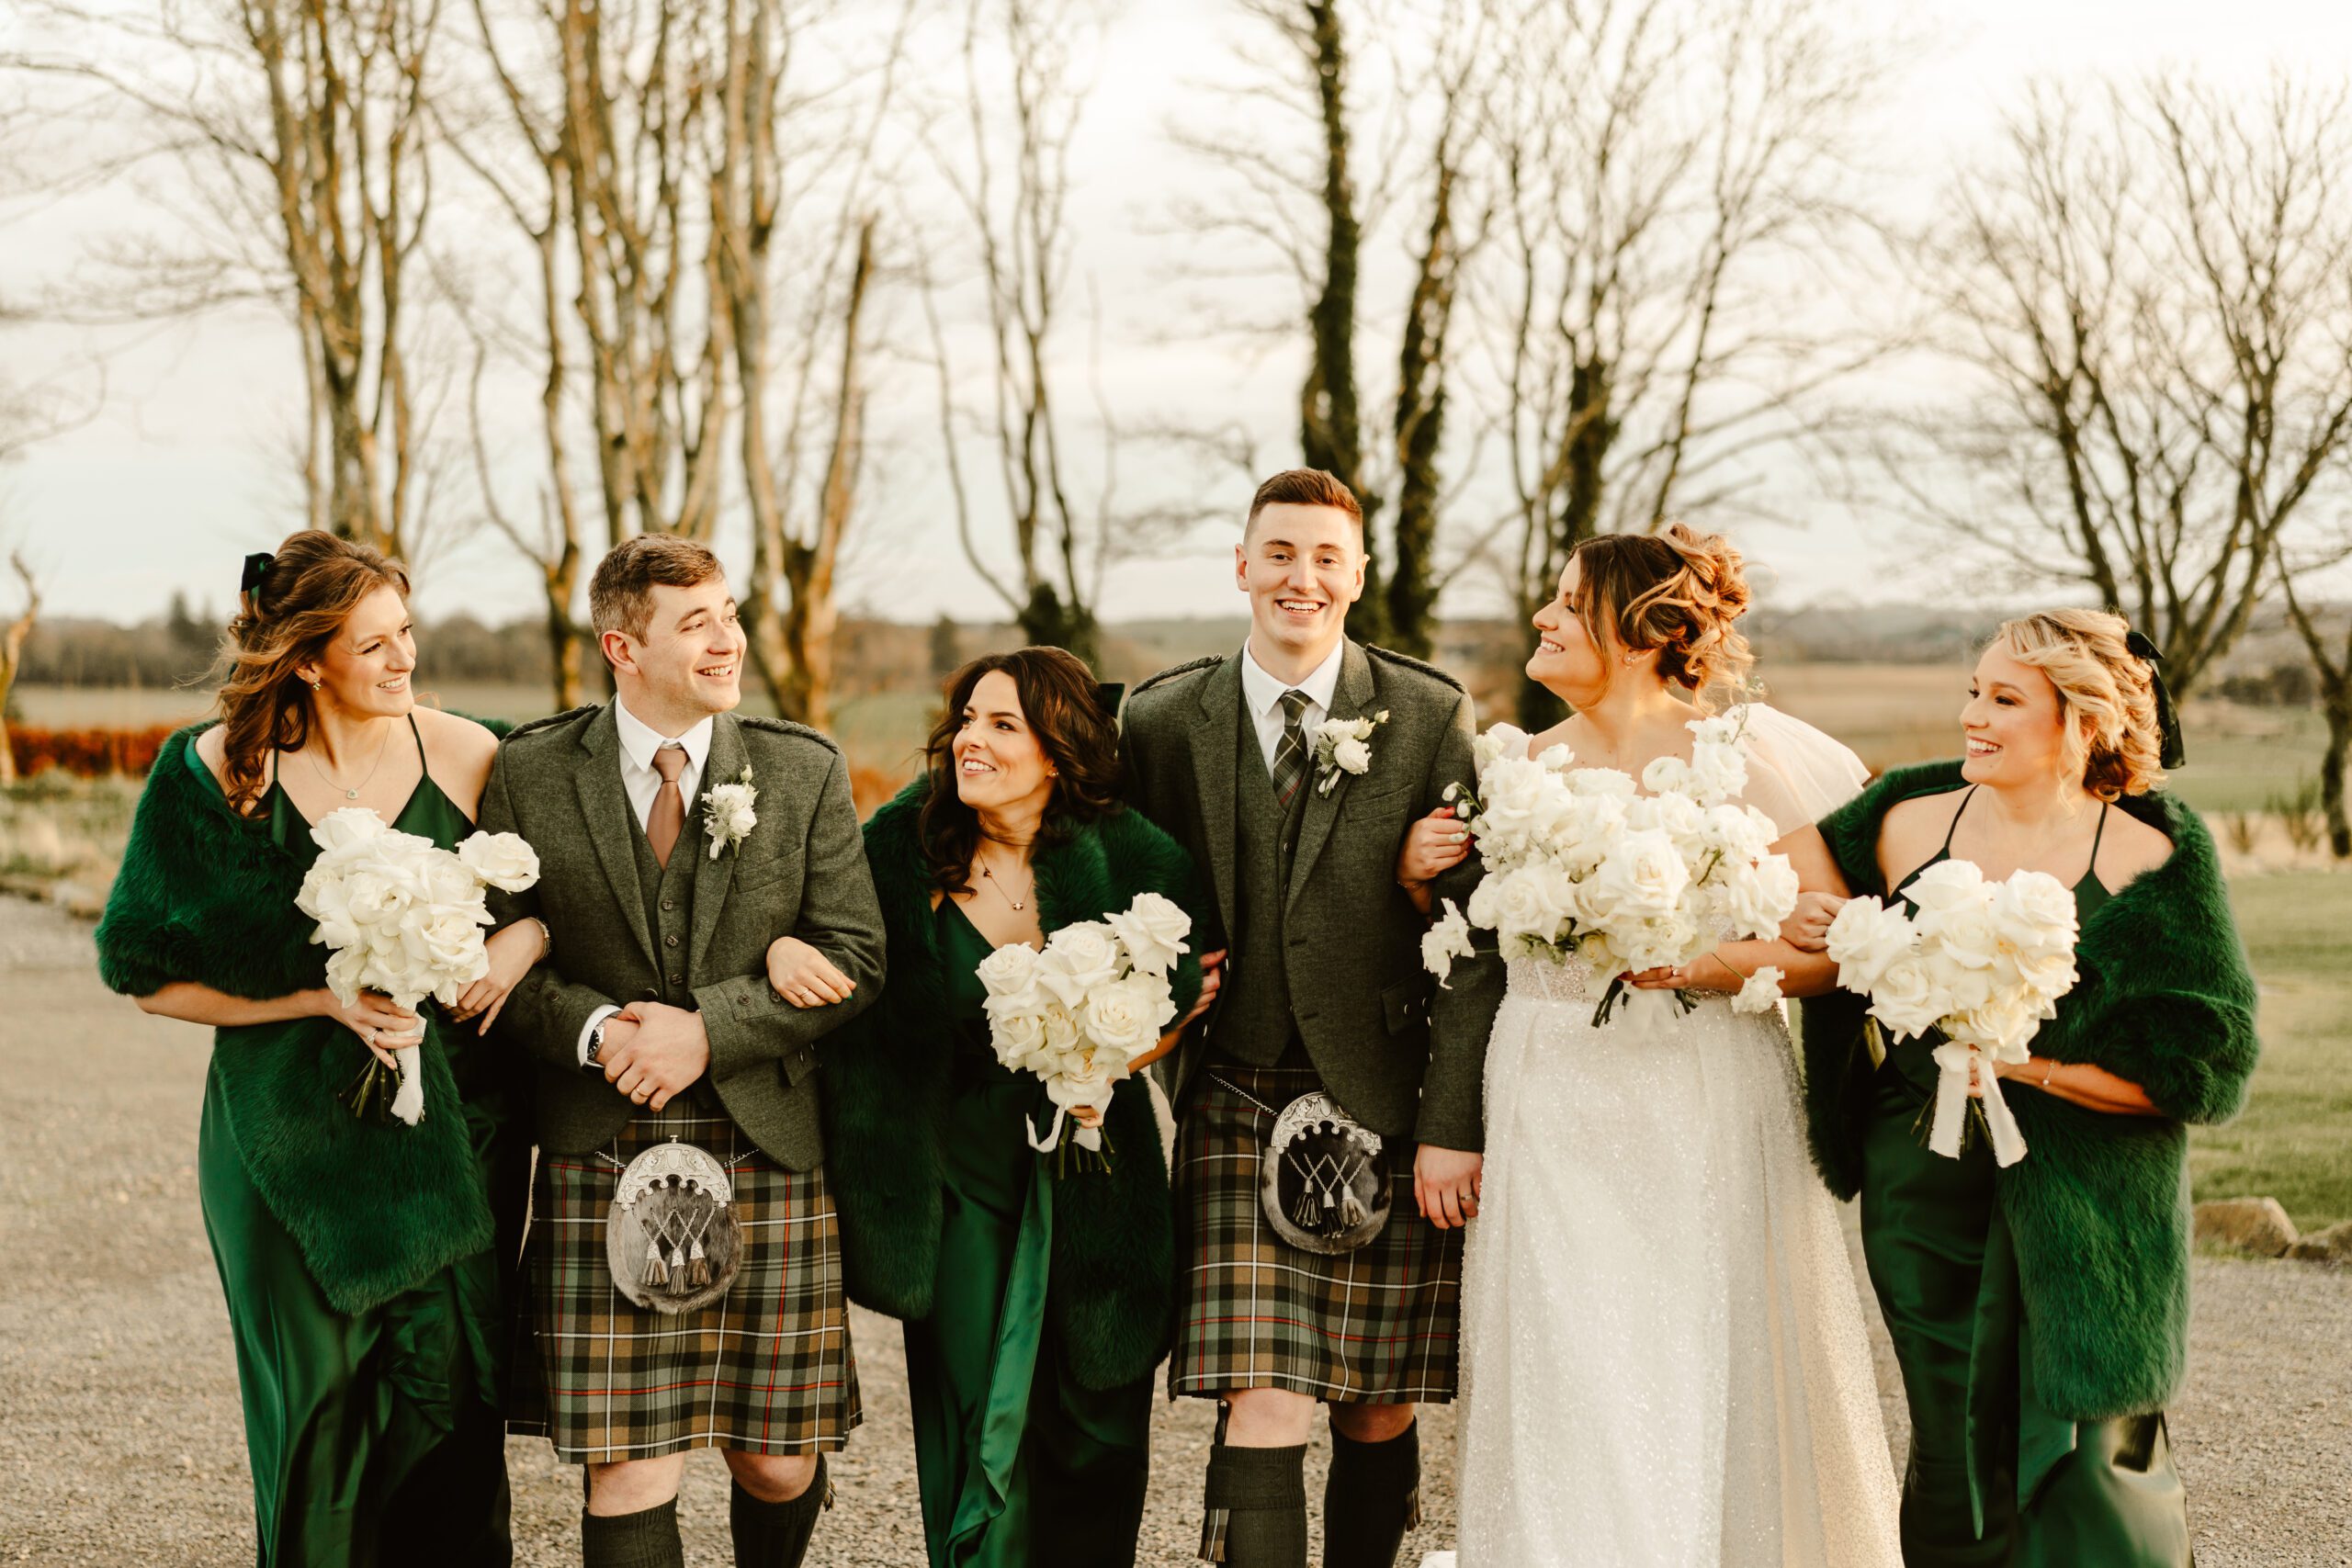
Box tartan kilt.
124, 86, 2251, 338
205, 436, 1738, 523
509, 1092, 861, 1461
1167, 1056, 1462, 1404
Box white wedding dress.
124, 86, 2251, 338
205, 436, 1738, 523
1433, 707, 1902, 1568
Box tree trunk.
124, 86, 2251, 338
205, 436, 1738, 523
1385, 148, 1462, 660
1295, 0, 1385, 648
0, 555, 40, 786
2324, 694, 2352, 861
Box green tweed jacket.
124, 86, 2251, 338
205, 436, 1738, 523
481, 702, 886, 1168
1120, 639, 1505, 1151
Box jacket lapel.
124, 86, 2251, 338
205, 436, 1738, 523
575, 704, 659, 972
1286, 639, 1375, 908
1189, 656, 1244, 947
687, 714, 748, 975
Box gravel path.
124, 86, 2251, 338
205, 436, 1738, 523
4, 894, 2345, 1565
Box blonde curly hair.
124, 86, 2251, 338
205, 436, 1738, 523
1993, 608, 2167, 800
1567, 521, 1756, 708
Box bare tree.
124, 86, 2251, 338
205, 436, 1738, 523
1471, 0, 1890, 721
922, 0, 1114, 663
1874, 74, 2352, 699
0, 552, 41, 785
11, 0, 451, 562
2277, 566, 2352, 857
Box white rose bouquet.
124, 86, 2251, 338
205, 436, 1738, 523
1824, 861, 2080, 1167
294, 807, 542, 1126
1427, 707, 1802, 1038
977, 891, 1193, 1175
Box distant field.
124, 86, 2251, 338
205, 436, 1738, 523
2189, 871, 2352, 1232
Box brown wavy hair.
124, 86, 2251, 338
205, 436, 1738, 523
215, 530, 412, 811
918, 647, 1125, 897
1992, 609, 2167, 800
1566, 521, 1755, 707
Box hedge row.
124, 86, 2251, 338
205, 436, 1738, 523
6, 725, 178, 778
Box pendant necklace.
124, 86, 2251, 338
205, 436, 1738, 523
978, 846, 1034, 912
307, 723, 394, 801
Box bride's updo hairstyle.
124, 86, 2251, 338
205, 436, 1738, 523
216, 530, 412, 811
1567, 521, 1756, 708
1991, 609, 2166, 801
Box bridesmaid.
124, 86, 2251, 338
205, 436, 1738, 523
1749, 608, 2258, 1566
96, 531, 541, 1566
810, 648, 1214, 1568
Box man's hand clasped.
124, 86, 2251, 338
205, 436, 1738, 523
601, 1000, 713, 1113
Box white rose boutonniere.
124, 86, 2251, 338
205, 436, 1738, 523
701, 765, 758, 858
1311, 708, 1390, 796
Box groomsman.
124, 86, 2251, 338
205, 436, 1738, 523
1123, 469, 1505, 1568
482, 536, 885, 1568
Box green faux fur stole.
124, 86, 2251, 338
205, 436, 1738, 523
823, 779, 1204, 1391
1804, 760, 2260, 1420
96, 724, 498, 1314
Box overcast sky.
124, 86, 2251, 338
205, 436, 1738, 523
5, 0, 2347, 627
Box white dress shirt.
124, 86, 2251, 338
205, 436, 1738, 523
580, 699, 718, 1065
1238, 637, 1345, 778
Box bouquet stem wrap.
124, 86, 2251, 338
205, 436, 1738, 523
1928, 1042, 2029, 1167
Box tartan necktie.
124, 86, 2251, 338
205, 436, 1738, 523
1270, 689, 1313, 804
646, 742, 688, 866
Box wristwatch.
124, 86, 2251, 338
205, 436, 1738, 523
583, 1020, 608, 1073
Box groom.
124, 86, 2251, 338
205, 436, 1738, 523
1123, 468, 1505, 1568
481, 535, 885, 1568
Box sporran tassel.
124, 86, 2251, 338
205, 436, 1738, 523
1340, 1190, 1366, 1228
644, 1238, 669, 1288
686, 1238, 711, 1289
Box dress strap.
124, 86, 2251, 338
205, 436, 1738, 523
1939, 786, 1977, 854
2086, 800, 2110, 868
406, 710, 427, 770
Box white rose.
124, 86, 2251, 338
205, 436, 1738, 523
339, 867, 404, 928
1905, 857, 1988, 912
1722, 851, 1800, 937
1865, 954, 1946, 1041
1690, 708, 1746, 749
1081, 974, 1164, 1060
1545, 792, 1626, 874
457, 831, 541, 893
1039, 1000, 1081, 1054
1421, 898, 1477, 986
1566, 766, 1636, 798
1332, 736, 1373, 775
1687, 739, 1748, 805
1626, 790, 1702, 842
1589, 829, 1689, 919
986, 998, 1048, 1066
420, 852, 483, 910
1102, 892, 1193, 978
1641, 754, 1696, 798
311, 807, 390, 860
1482, 863, 1577, 947
976, 942, 1045, 999
1732, 965, 1786, 1015
1475, 723, 1532, 769
297, 867, 362, 953
1826, 897, 1915, 994
1035, 922, 1123, 1008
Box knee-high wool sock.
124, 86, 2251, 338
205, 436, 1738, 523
582, 1498, 684, 1568
1323, 1422, 1422, 1568
730, 1459, 830, 1568
1200, 1442, 1308, 1567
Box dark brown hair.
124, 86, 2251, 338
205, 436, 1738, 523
216, 530, 412, 810
1246, 468, 1364, 536
589, 535, 725, 653
1566, 521, 1755, 706
918, 647, 1125, 896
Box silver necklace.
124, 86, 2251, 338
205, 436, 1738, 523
305, 723, 394, 801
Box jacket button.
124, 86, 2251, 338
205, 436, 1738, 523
640, 988, 660, 1001
664, 933, 680, 948
668, 973, 684, 986
662, 898, 676, 911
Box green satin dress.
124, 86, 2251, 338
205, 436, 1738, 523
1860, 792, 2191, 1567
195, 727, 519, 1567
900, 898, 1154, 1568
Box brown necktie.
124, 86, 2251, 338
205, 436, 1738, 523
647, 743, 688, 867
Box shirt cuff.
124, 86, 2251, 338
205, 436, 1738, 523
579, 1004, 620, 1066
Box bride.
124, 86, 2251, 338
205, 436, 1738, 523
1406, 525, 1901, 1567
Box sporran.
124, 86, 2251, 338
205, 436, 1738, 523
605, 1137, 743, 1314
1258, 1090, 1390, 1254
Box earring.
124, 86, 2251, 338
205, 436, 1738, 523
308, 678, 322, 691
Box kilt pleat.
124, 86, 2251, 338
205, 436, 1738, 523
1167, 1059, 1462, 1404
512, 1098, 861, 1460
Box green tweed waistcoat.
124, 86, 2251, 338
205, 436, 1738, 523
1219, 697, 1308, 1066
